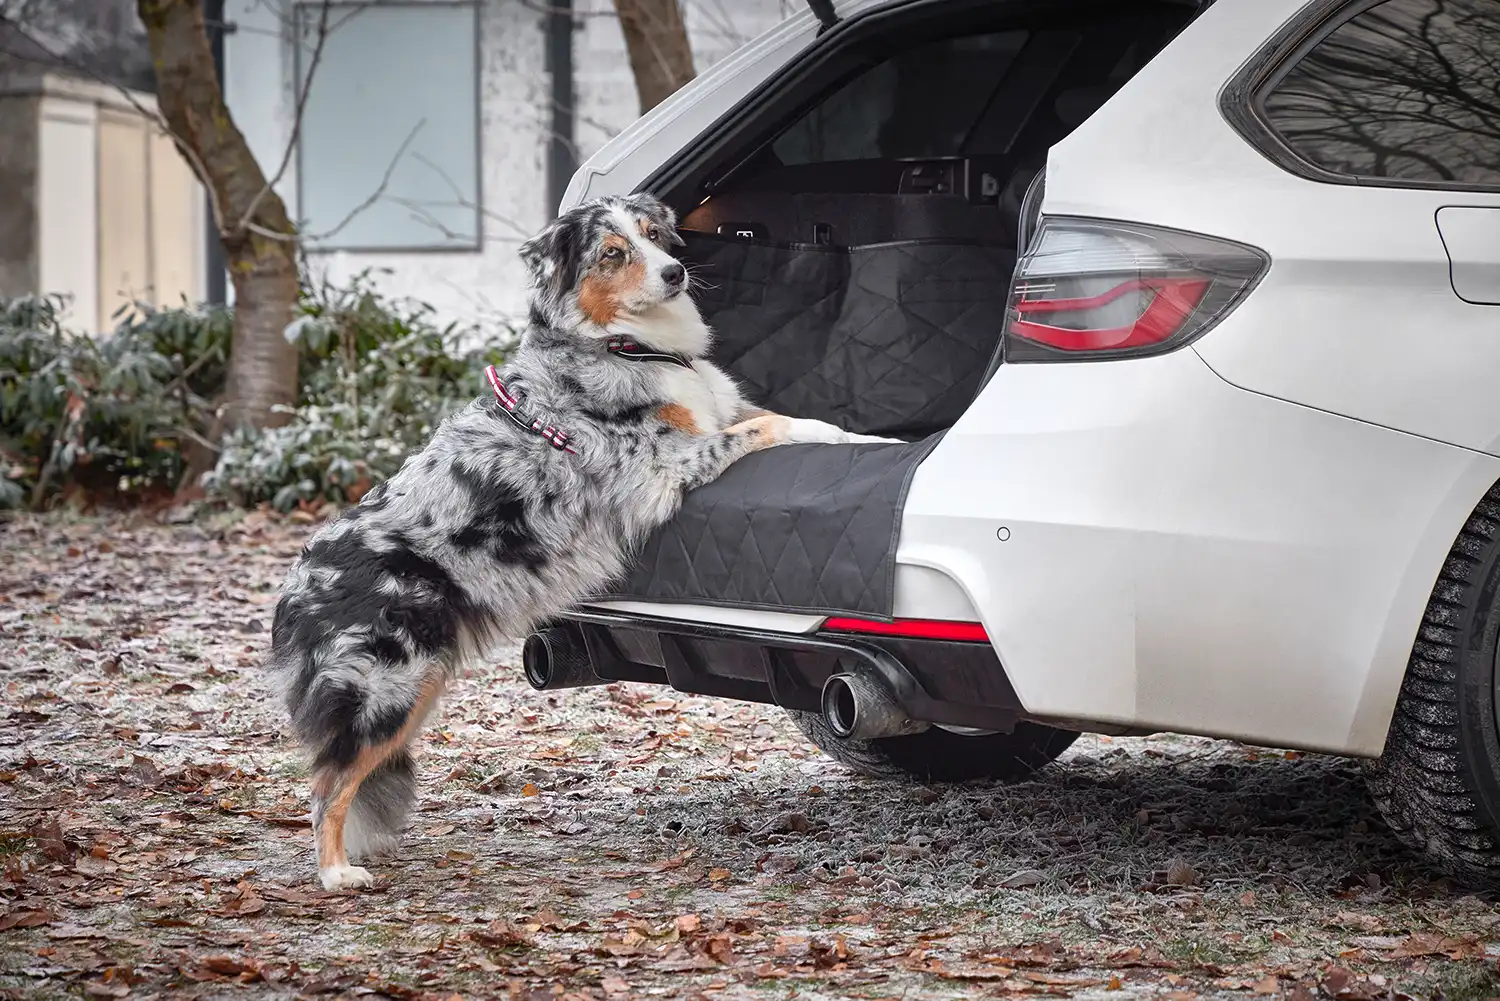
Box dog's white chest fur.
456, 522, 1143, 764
607, 297, 745, 433
658, 362, 744, 433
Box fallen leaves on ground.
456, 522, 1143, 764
0, 510, 1497, 999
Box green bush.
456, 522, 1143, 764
0, 274, 511, 511
0, 296, 231, 508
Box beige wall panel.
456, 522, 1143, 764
97, 112, 150, 329
37, 97, 99, 331
148, 131, 203, 307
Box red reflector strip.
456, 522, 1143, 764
822, 617, 990, 642
1011, 277, 1210, 352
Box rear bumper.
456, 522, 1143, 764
580, 352, 1500, 757
899, 348, 1500, 756
560, 609, 1026, 731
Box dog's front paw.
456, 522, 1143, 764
843, 432, 904, 444
784, 418, 851, 444
320, 864, 375, 891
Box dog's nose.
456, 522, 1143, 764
661, 263, 685, 287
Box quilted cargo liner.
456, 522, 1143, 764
609, 233, 1009, 617
680, 232, 1013, 438
610, 437, 939, 617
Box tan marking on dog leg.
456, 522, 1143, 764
312, 671, 445, 889
725, 413, 791, 451
657, 403, 701, 434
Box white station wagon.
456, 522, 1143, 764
517, 0, 1500, 883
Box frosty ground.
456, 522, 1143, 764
1, 511, 1498, 1000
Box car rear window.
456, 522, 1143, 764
1259, 0, 1500, 189
772, 31, 1033, 165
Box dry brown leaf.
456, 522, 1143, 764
1390, 932, 1481, 959
28, 816, 72, 863
0, 909, 56, 930
1165, 858, 1199, 887
470, 919, 535, 948
1022, 972, 1104, 987
935, 964, 1012, 981
998, 868, 1046, 889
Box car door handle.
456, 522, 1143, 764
1436, 206, 1500, 306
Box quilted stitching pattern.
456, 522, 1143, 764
610, 436, 939, 617
612, 235, 1006, 616
686, 234, 1014, 437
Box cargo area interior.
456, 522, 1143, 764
659, 0, 1198, 440
609, 0, 1199, 617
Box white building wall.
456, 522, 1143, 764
225, 0, 790, 333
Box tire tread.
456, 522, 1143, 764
1367, 482, 1500, 878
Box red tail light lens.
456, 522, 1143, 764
1005, 218, 1268, 362
822, 617, 989, 642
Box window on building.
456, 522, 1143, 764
1259, 0, 1500, 188
295, 2, 481, 251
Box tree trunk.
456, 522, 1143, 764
137, 0, 300, 440
611, 0, 696, 114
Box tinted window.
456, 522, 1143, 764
772, 31, 1031, 164
1261, 0, 1500, 188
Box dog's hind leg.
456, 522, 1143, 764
308, 669, 446, 890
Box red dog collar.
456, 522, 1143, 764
485, 365, 578, 455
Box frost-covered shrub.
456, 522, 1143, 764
0, 296, 231, 508
1, 274, 510, 512
202, 274, 511, 510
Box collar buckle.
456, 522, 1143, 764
485, 365, 578, 455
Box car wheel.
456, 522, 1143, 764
786, 709, 1078, 783
1367, 482, 1500, 882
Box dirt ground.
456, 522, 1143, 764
2, 510, 1498, 1001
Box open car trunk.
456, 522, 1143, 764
608, 0, 1202, 617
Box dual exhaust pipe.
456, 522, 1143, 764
524, 625, 929, 741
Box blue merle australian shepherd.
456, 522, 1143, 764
272, 194, 891, 890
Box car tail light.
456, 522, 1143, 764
1004, 217, 1268, 362
822, 617, 989, 642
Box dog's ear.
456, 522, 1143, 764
519, 216, 583, 302
628, 194, 685, 247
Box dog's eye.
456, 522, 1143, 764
648, 225, 662, 243
602, 246, 624, 262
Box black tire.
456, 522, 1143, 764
786, 709, 1078, 783
1366, 481, 1500, 882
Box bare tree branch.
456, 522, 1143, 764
248, 118, 427, 245
235, 0, 332, 236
